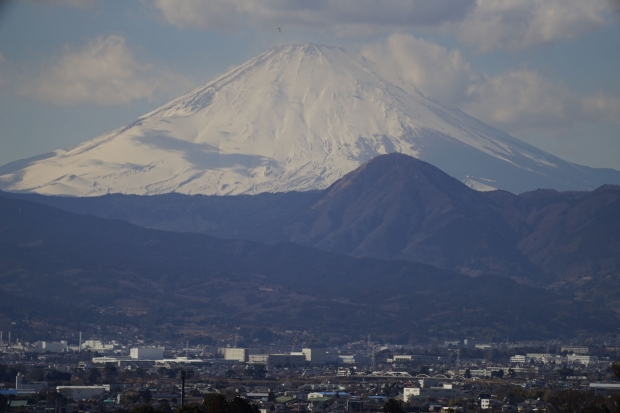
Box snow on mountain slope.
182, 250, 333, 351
1, 44, 619, 196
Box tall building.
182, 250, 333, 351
302, 348, 326, 365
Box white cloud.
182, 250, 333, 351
362, 34, 620, 137
458, 0, 611, 53
151, 0, 475, 33
150, 0, 613, 53
21, 0, 98, 8
463, 69, 577, 132
464, 74, 620, 133
361, 34, 471, 105
20, 35, 193, 106
0, 54, 6, 92
581, 91, 620, 124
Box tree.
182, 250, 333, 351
604, 393, 620, 413
557, 368, 574, 379
129, 406, 163, 413
201, 394, 258, 413
138, 388, 152, 404
247, 365, 266, 380
491, 370, 504, 379
464, 369, 472, 379
383, 399, 405, 413
46, 369, 72, 383
88, 368, 101, 384
203, 394, 229, 413
177, 405, 203, 413
547, 389, 605, 413
612, 360, 620, 379
228, 397, 259, 413
29, 367, 46, 382
104, 363, 118, 378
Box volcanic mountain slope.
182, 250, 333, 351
1, 44, 619, 196
0, 195, 615, 339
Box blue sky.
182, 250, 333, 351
0, 0, 619, 169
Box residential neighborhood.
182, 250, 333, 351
2, 334, 620, 413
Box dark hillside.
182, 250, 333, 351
0, 195, 613, 340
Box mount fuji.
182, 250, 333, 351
1, 44, 619, 196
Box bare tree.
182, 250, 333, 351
547, 390, 605, 413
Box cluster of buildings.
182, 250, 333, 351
222, 347, 340, 367
2, 335, 620, 412
0, 337, 122, 354
509, 353, 599, 366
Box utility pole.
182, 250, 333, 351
368, 334, 375, 371
181, 370, 186, 407
371, 345, 376, 372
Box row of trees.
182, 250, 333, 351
127, 394, 259, 413
0, 364, 71, 384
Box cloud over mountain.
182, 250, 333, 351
151, 0, 475, 33
361, 34, 620, 138
151, 0, 614, 54
20, 35, 193, 106
458, 0, 611, 53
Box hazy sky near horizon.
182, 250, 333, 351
0, 1, 619, 169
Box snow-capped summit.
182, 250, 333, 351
1, 43, 619, 196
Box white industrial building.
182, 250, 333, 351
510, 355, 528, 363
56, 385, 110, 401
590, 383, 620, 395
339, 355, 370, 365
15, 372, 48, 394
248, 354, 306, 367
130, 347, 164, 360
92, 355, 206, 366
391, 355, 451, 364
221, 348, 266, 362
568, 354, 598, 365
35, 341, 68, 353
249, 354, 269, 364
404, 384, 459, 400
82, 340, 116, 352
268, 354, 306, 367
527, 353, 561, 364
291, 348, 326, 365
561, 346, 590, 354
